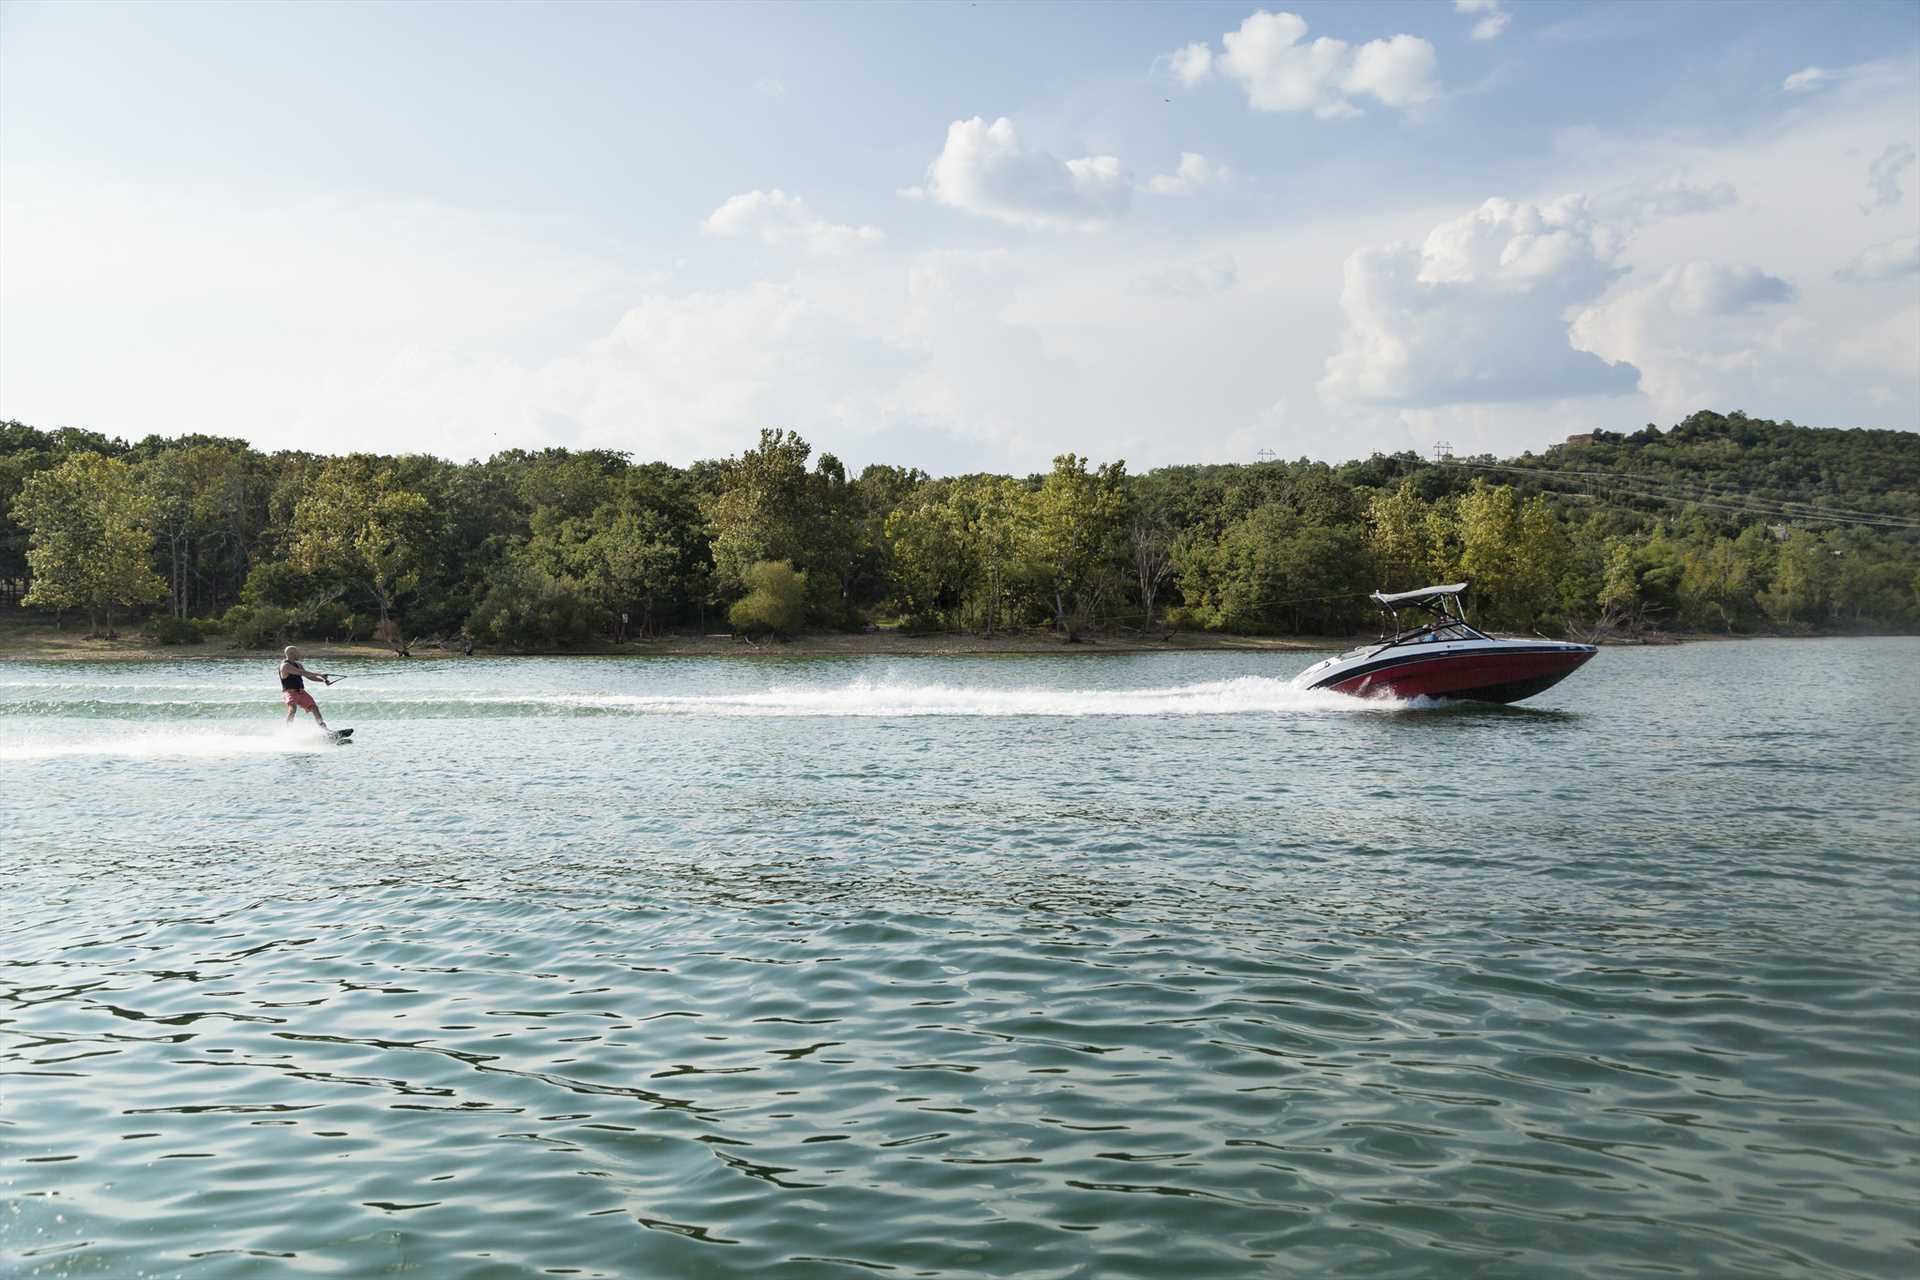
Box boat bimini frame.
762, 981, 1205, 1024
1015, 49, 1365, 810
1368, 581, 1485, 646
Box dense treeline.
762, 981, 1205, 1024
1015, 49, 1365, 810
1503, 417, 1920, 521
2, 411, 1916, 648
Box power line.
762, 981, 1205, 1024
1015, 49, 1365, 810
1470, 460, 1918, 525
1492, 461, 1911, 524
1440, 459, 1920, 531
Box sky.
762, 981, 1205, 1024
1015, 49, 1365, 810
1, 0, 1916, 475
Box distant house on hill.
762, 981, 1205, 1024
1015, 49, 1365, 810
1562, 433, 1596, 447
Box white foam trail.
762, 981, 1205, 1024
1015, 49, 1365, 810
0, 681, 254, 690
474, 675, 1400, 718
4, 697, 261, 707
0, 727, 334, 761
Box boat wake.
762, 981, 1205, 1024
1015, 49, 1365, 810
488, 675, 1404, 718
0, 727, 336, 761
3, 676, 1421, 727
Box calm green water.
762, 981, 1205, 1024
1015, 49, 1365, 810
3, 641, 1917, 1279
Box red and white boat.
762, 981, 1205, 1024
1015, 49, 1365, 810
1294, 583, 1596, 704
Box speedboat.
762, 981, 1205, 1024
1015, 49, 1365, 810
1293, 583, 1596, 704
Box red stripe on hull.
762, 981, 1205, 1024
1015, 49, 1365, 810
1328, 648, 1594, 703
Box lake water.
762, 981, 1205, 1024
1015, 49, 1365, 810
3, 640, 1917, 1279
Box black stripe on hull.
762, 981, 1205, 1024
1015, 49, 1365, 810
1304, 644, 1591, 689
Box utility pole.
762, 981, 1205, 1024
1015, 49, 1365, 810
1431, 441, 1454, 463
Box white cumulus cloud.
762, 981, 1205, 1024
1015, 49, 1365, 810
1571, 262, 1801, 416
1169, 41, 1214, 87
918, 116, 1131, 231
1321, 196, 1638, 406
1648, 261, 1796, 315
1345, 34, 1441, 110
1145, 152, 1231, 196
1221, 11, 1354, 118
1455, 0, 1511, 41
1183, 10, 1438, 119
701, 190, 883, 256
1837, 235, 1920, 283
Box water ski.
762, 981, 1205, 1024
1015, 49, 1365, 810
327, 728, 354, 745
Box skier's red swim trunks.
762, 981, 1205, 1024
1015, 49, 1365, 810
283, 688, 317, 711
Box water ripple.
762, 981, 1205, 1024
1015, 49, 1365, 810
3, 644, 1917, 1278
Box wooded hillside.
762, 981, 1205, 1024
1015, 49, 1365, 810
3, 410, 1915, 646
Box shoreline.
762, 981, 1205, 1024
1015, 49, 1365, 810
0, 619, 1905, 663
0, 625, 1333, 663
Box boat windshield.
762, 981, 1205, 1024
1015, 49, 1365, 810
1334, 620, 1482, 660
1388, 621, 1482, 647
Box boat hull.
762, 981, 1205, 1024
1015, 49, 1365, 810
1305, 643, 1596, 704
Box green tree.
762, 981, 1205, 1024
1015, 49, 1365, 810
884, 481, 973, 627
1130, 513, 1176, 628
1175, 502, 1370, 634
1421, 495, 1465, 587
1027, 454, 1128, 635
0, 429, 54, 601
288, 457, 433, 625
467, 556, 598, 649
11, 452, 167, 633
806, 453, 864, 625
1824, 528, 1918, 628
1597, 537, 1641, 622
851, 464, 927, 618
1596, 526, 1683, 630
1514, 493, 1571, 628
1759, 529, 1835, 627
970, 476, 1029, 634
1454, 482, 1558, 627
728, 560, 808, 636
1678, 532, 1764, 632
704, 429, 816, 593
140, 444, 241, 619
1367, 480, 1434, 591
589, 509, 681, 637
517, 448, 627, 522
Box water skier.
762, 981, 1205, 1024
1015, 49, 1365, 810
278, 645, 335, 730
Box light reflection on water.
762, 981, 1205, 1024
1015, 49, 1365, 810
3, 641, 1917, 1279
